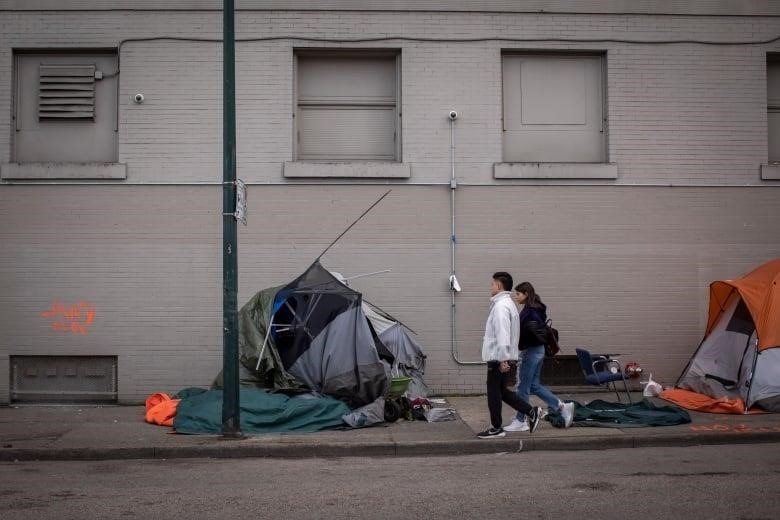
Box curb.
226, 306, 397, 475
2, 431, 779, 462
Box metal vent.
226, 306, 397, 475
38, 63, 96, 120
11, 355, 117, 403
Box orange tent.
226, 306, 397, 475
665, 258, 780, 413
707, 258, 780, 352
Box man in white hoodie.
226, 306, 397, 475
478, 272, 542, 439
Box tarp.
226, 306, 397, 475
660, 388, 767, 415
547, 399, 691, 428
173, 387, 351, 434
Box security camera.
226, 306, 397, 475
133, 93, 145, 104
448, 110, 458, 120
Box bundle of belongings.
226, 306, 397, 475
146, 261, 431, 433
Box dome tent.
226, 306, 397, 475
669, 258, 780, 413
224, 260, 393, 408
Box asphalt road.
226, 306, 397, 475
1, 444, 779, 519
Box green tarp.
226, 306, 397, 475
173, 387, 351, 434
547, 399, 691, 428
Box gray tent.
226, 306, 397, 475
221, 261, 393, 408
363, 302, 429, 399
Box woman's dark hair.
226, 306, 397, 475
514, 281, 544, 308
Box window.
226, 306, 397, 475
502, 53, 605, 163
295, 51, 400, 161
13, 51, 118, 163
768, 56, 780, 163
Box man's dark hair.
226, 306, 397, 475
492, 271, 513, 292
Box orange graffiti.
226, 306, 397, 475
41, 301, 96, 335
689, 423, 780, 433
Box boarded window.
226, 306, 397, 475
768, 56, 780, 163
14, 51, 118, 163
502, 53, 605, 163
295, 51, 400, 161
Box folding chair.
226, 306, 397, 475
575, 348, 633, 403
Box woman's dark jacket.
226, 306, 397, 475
518, 303, 548, 350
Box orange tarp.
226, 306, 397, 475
145, 392, 180, 427
707, 258, 780, 352
660, 388, 767, 414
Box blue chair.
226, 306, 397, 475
575, 348, 633, 403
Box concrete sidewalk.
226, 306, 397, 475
1, 391, 779, 462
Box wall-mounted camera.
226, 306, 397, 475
133, 93, 145, 104
448, 110, 458, 120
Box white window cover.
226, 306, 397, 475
502, 54, 605, 163
296, 53, 399, 161
767, 58, 780, 162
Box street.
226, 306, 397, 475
1, 443, 778, 519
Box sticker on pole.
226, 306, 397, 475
234, 179, 247, 225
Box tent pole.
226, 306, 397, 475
315, 189, 392, 262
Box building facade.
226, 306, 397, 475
1, 1, 779, 403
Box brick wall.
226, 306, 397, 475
1, 5, 780, 402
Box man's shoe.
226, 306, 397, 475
527, 407, 543, 434
503, 418, 529, 432
477, 427, 506, 439
561, 401, 575, 428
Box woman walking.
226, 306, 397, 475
504, 281, 575, 431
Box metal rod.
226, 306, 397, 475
340, 269, 391, 282
315, 189, 392, 262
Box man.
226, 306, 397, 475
478, 271, 542, 439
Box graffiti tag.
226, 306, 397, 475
41, 301, 96, 335
690, 424, 780, 433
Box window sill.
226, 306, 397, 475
1, 162, 126, 180
284, 161, 410, 179
494, 162, 618, 180
760, 164, 780, 180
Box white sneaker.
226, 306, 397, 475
504, 418, 529, 432
560, 401, 575, 428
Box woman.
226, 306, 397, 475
504, 281, 575, 431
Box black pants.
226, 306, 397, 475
486, 361, 533, 429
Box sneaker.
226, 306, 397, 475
503, 418, 530, 432
560, 401, 575, 428
477, 427, 506, 439
527, 407, 543, 434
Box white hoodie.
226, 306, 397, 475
481, 291, 520, 362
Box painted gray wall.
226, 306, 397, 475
1, 185, 778, 402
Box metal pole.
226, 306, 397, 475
221, 0, 241, 437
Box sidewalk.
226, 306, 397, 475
1, 391, 779, 462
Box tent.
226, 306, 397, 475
216, 261, 425, 409
362, 301, 429, 399
668, 258, 780, 413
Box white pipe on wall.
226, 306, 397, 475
448, 113, 482, 365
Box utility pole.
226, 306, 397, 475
221, 0, 241, 437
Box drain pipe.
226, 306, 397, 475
447, 110, 481, 365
